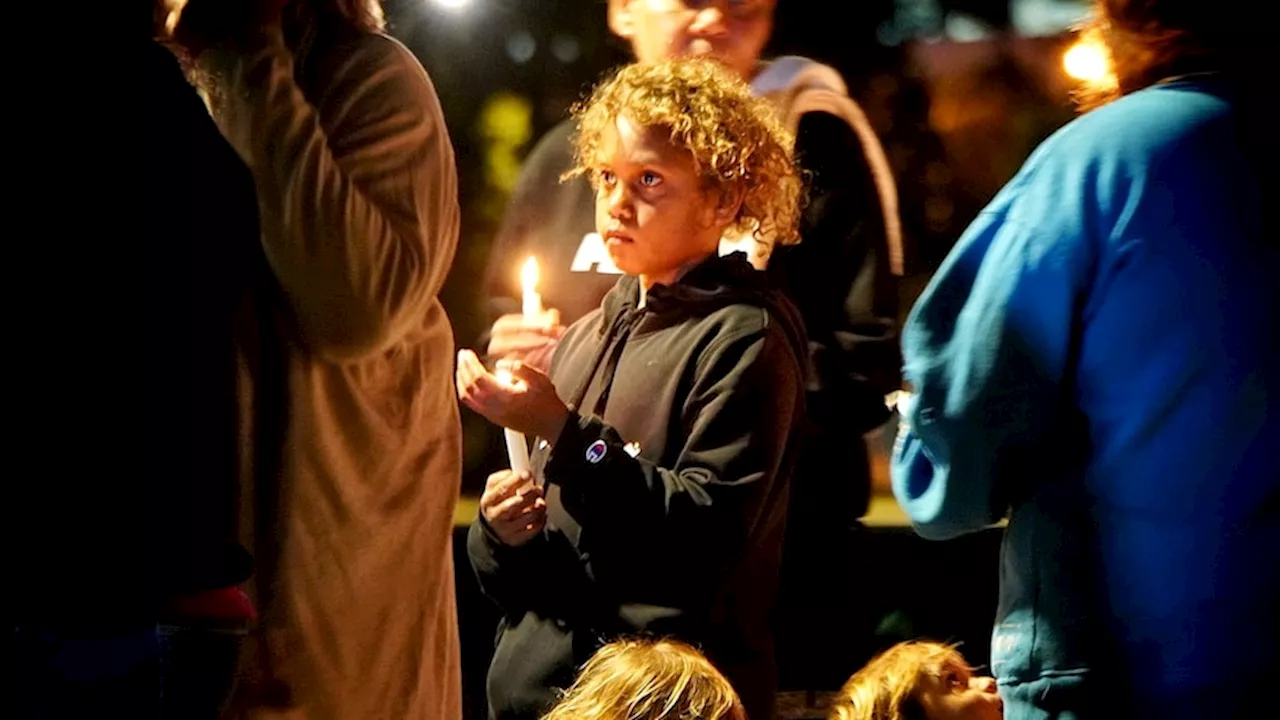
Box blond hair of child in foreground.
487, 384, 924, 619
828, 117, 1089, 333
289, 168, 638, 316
541, 638, 747, 720
828, 641, 1003, 720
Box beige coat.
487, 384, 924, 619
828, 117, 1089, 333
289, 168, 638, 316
204, 27, 462, 719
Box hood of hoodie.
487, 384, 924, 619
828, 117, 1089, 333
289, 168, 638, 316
596, 252, 810, 378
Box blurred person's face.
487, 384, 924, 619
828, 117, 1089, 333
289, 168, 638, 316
914, 660, 1004, 720
608, 0, 775, 81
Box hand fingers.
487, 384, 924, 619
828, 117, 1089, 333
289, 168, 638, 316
458, 348, 488, 382
458, 349, 512, 406
490, 485, 543, 522
460, 351, 481, 397
481, 470, 535, 506
488, 498, 546, 532
480, 472, 518, 508
503, 357, 553, 390
456, 349, 481, 395
456, 351, 492, 408
494, 506, 548, 545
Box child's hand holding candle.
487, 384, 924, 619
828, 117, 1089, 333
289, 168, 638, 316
456, 349, 572, 448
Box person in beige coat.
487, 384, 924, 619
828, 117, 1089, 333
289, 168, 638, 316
171, 1, 463, 716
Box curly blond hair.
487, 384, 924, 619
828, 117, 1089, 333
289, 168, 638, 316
566, 58, 802, 252
827, 641, 974, 720
541, 638, 747, 720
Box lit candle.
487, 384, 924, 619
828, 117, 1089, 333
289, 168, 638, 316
521, 256, 542, 319
500, 257, 540, 476
495, 368, 530, 475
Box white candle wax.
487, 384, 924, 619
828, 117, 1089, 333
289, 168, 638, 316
504, 427, 530, 475
495, 368, 531, 475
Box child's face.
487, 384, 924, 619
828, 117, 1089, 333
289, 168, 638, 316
590, 114, 733, 288
609, 0, 775, 82
914, 661, 1003, 720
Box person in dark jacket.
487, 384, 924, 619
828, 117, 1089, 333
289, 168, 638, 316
480, 0, 905, 688
457, 59, 807, 720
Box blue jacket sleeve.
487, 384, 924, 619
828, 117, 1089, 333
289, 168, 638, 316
891, 168, 1093, 540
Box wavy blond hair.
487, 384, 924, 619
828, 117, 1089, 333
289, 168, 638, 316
827, 641, 973, 720
541, 638, 747, 720
566, 58, 802, 252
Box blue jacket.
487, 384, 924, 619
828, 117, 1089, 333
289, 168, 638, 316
892, 77, 1278, 718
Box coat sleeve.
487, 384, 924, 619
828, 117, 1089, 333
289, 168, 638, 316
201, 29, 459, 361
465, 514, 599, 619
891, 167, 1092, 540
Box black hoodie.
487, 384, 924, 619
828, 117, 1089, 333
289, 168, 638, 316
468, 252, 807, 720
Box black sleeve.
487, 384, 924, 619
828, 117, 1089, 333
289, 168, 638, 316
465, 515, 596, 618
768, 110, 901, 433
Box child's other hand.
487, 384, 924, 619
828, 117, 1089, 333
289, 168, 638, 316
456, 349, 571, 442
478, 470, 546, 547
486, 310, 565, 374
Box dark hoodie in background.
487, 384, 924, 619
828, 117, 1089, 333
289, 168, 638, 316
468, 253, 808, 720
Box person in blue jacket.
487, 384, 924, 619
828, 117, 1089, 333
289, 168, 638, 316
891, 1, 1277, 717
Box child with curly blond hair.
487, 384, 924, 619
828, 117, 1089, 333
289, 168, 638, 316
827, 641, 1002, 720
458, 58, 809, 720
541, 638, 747, 720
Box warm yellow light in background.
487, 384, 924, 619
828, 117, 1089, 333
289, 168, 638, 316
1063, 38, 1111, 83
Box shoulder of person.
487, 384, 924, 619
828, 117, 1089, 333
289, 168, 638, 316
339, 32, 418, 68
1050, 82, 1238, 167
996, 83, 1232, 217
754, 55, 849, 100
699, 300, 798, 352
323, 32, 439, 99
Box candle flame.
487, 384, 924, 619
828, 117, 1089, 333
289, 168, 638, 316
521, 256, 539, 292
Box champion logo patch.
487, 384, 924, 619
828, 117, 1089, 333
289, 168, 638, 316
585, 440, 608, 464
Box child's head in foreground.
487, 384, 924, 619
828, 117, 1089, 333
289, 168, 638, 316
827, 641, 1003, 720
541, 638, 747, 720
566, 57, 801, 288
